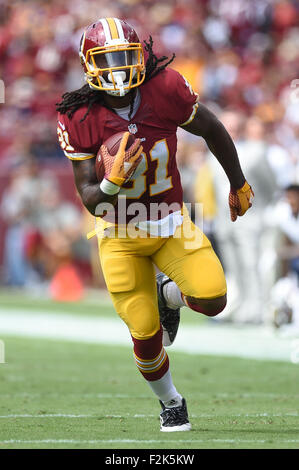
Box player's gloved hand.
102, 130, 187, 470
229, 181, 254, 222
100, 132, 143, 187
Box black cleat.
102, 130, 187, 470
159, 398, 191, 432
156, 272, 180, 347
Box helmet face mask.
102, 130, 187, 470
79, 19, 145, 96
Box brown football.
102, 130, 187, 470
95, 132, 136, 182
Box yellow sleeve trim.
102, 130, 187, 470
64, 151, 95, 161
181, 102, 199, 127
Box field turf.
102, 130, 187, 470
0, 290, 298, 450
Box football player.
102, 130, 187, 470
57, 18, 254, 432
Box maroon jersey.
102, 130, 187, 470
57, 68, 198, 223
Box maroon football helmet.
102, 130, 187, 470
79, 18, 145, 96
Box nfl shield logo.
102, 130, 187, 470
128, 123, 138, 134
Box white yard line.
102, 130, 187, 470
1, 439, 299, 445
0, 308, 296, 362
0, 414, 123, 419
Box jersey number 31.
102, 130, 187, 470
120, 139, 173, 199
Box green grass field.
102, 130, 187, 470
0, 290, 299, 449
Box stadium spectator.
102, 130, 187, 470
275, 185, 299, 279
0, 158, 42, 286
0, 0, 298, 167
0, 156, 90, 290
270, 185, 299, 332
210, 113, 278, 323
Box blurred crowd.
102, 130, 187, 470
0, 0, 298, 329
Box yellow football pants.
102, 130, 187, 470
97, 209, 226, 340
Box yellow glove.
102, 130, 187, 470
229, 181, 254, 222
100, 132, 143, 187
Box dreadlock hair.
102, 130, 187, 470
56, 36, 175, 122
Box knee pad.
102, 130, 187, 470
119, 293, 160, 340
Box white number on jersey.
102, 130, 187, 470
57, 126, 75, 152
119, 139, 173, 199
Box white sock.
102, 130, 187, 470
147, 369, 182, 407
163, 281, 186, 310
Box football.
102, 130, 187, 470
95, 131, 136, 182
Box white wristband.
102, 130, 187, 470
100, 178, 120, 195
